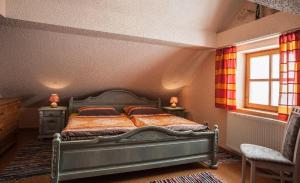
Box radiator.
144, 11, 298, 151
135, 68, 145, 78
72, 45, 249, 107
226, 112, 286, 153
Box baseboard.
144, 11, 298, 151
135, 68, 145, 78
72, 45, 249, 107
219, 146, 241, 157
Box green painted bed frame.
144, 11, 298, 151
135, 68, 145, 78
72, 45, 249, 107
51, 90, 219, 183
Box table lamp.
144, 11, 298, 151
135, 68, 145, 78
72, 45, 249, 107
170, 97, 178, 108
49, 94, 59, 108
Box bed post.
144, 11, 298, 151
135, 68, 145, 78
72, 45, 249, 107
158, 98, 162, 108
51, 133, 61, 183
210, 124, 219, 169
69, 97, 74, 115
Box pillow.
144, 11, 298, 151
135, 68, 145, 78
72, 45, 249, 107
124, 106, 165, 116
123, 106, 155, 114
123, 106, 138, 114
78, 106, 120, 116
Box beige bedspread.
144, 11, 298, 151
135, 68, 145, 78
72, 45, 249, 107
61, 114, 136, 140
130, 113, 208, 131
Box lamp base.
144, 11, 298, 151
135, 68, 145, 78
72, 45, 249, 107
171, 103, 177, 108
50, 102, 58, 108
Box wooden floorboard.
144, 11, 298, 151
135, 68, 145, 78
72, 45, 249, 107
0, 129, 279, 183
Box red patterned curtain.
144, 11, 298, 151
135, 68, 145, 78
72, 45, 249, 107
278, 30, 300, 121
215, 46, 237, 110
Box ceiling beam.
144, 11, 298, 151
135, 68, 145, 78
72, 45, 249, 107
217, 12, 300, 48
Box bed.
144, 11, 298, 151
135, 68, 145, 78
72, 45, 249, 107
51, 89, 219, 183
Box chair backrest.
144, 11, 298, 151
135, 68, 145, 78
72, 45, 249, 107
281, 106, 300, 163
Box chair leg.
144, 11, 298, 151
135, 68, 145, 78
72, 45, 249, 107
242, 155, 246, 183
250, 161, 256, 183
293, 169, 298, 183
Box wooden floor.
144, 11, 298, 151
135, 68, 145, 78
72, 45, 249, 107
0, 130, 279, 183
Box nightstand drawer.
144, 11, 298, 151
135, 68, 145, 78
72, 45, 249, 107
42, 117, 61, 133
38, 106, 67, 138
43, 110, 63, 117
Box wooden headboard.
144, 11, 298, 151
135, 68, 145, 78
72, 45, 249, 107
68, 89, 161, 114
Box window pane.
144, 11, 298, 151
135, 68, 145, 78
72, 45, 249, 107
249, 81, 269, 105
271, 81, 279, 106
272, 54, 280, 79
250, 55, 270, 79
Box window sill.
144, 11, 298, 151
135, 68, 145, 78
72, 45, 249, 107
235, 108, 286, 123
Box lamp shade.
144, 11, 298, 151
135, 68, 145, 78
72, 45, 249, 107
49, 94, 59, 103
170, 97, 178, 104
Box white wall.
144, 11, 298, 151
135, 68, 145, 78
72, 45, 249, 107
180, 52, 228, 147
0, 0, 5, 17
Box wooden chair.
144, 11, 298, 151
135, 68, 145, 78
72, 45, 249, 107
240, 106, 300, 183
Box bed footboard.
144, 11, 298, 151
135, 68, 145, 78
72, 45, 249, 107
210, 125, 219, 169
51, 134, 61, 183
51, 125, 219, 183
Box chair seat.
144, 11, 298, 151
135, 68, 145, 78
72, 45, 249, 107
240, 144, 293, 165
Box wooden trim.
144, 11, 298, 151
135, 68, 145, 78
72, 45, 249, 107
68, 89, 160, 114
245, 48, 279, 112
269, 53, 272, 107
235, 108, 280, 120
245, 103, 277, 112
246, 49, 279, 57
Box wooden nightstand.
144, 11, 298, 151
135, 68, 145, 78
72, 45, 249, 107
38, 106, 67, 139
162, 107, 186, 118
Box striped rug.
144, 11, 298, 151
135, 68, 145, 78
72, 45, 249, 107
0, 141, 239, 181
150, 172, 223, 183
0, 140, 52, 181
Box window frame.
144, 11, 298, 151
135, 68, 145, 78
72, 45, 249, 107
245, 49, 280, 112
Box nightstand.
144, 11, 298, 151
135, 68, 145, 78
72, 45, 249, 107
38, 106, 67, 139
162, 107, 186, 118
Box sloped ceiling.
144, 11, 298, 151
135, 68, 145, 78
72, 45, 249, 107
3, 0, 245, 47
0, 24, 213, 106
2, 0, 299, 107
0, 0, 246, 107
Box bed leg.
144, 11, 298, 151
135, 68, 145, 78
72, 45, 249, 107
51, 177, 59, 183
51, 133, 61, 183
210, 125, 219, 169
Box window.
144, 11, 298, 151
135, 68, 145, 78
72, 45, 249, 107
245, 49, 280, 112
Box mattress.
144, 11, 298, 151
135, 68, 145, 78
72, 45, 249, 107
61, 114, 137, 141
130, 113, 208, 131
